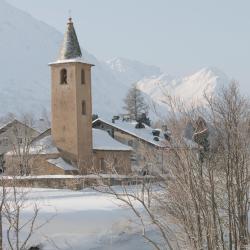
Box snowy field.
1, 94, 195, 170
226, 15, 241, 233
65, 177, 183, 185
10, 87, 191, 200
3, 187, 152, 250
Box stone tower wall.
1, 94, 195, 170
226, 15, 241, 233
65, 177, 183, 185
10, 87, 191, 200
50, 62, 93, 165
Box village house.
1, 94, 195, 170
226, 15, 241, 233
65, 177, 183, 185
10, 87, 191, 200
0, 119, 39, 173
4, 18, 132, 176
92, 117, 171, 174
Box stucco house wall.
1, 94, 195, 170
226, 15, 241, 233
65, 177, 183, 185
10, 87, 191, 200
0, 120, 39, 155
4, 152, 80, 176
93, 120, 169, 171
93, 150, 131, 175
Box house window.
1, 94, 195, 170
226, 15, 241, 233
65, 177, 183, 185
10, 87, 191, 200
60, 68, 67, 84
81, 69, 85, 84
2, 138, 8, 147
82, 101, 86, 115
17, 137, 22, 144
100, 158, 105, 170
130, 152, 137, 162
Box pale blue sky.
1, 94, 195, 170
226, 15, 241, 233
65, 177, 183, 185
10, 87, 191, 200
6, 0, 250, 93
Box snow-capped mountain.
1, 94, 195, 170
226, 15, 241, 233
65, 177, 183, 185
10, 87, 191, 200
0, 0, 60, 116
106, 57, 161, 88
0, 0, 161, 119
0, 0, 230, 121
137, 67, 230, 107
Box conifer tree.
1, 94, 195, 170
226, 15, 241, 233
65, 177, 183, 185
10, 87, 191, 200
123, 83, 149, 121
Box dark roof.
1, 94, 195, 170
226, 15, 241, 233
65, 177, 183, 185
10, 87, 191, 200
58, 18, 82, 60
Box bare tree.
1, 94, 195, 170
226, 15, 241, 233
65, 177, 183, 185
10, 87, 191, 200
123, 83, 149, 120
0, 177, 48, 250
1, 113, 39, 176
38, 108, 51, 132
205, 81, 250, 250
0, 178, 7, 250
153, 82, 250, 249
3, 185, 39, 250
92, 151, 177, 250
94, 82, 250, 250
2, 180, 54, 250
11, 115, 37, 176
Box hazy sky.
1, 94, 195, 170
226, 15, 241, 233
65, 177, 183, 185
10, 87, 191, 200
6, 0, 250, 93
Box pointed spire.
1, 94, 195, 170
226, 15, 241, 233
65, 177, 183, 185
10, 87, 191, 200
58, 17, 82, 60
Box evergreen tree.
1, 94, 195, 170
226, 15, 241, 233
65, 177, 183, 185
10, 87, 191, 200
123, 84, 149, 121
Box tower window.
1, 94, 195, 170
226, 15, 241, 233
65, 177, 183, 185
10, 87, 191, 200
82, 100, 86, 115
100, 158, 105, 170
81, 69, 85, 84
60, 68, 67, 84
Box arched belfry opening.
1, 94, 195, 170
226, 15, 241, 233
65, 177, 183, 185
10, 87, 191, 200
81, 69, 85, 84
60, 68, 67, 84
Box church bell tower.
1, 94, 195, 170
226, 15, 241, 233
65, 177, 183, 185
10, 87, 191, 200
49, 18, 94, 169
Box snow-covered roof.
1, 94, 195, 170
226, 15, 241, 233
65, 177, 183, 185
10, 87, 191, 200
93, 118, 170, 148
47, 157, 78, 171
0, 121, 13, 134
93, 128, 132, 151
6, 133, 59, 155
0, 119, 39, 135
29, 134, 59, 155
25, 128, 132, 154
49, 58, 94, 66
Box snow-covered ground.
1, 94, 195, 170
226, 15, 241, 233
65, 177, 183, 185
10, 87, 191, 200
3, 188, 152, 250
